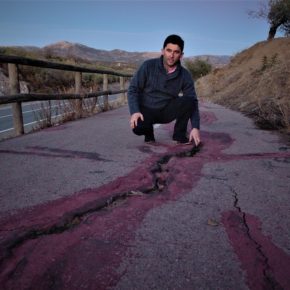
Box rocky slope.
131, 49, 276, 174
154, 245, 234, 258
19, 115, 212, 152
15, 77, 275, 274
0, 68, 29, 96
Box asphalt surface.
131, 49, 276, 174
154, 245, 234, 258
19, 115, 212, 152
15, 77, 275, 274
0, 101, 289, 290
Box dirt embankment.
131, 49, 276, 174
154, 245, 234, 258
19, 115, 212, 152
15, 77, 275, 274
196, 37, 290, 134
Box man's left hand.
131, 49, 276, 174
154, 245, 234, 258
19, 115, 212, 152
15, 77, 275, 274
189, 128, 201, 146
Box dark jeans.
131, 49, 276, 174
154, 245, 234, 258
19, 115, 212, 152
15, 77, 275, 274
133, 97, 194, 140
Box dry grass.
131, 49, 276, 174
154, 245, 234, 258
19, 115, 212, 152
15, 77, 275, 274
196, 37, 290, 134
32, 83, 127, 131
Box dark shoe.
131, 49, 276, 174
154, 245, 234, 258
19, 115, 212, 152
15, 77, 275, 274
173, 136, 191, 145
145, 132, 156, 143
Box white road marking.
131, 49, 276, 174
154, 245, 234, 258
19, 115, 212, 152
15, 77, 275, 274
0, 105, 60, 119
0, 113, 66, 134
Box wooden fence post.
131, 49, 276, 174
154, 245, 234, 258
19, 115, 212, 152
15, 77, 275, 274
120, 76, 126, 104
8, 63, 24, 135
103, 74, 109, 111
75, 71, 82, 118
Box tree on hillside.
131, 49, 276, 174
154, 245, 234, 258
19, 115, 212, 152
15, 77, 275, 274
248, 0, 290, 40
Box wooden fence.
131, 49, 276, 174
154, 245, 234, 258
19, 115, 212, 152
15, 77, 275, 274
0, 54, 133, 136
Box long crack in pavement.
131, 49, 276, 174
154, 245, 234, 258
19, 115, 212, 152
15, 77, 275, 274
224, 185, 285, 290
0, 144, 202, 274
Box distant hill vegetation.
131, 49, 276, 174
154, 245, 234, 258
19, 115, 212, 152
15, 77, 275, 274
196, 37, 290, 133
41, 41, 161, 64
0, 41, 230, 67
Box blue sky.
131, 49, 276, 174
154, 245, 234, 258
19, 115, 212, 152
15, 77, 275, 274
0, 0, 280, 56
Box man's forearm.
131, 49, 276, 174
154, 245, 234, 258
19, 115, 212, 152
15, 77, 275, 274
190, 102, 200, 129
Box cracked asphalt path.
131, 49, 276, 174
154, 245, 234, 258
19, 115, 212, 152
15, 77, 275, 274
0, 101, 289, 290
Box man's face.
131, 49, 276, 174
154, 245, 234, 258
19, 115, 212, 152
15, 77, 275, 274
162, 43, 183, 68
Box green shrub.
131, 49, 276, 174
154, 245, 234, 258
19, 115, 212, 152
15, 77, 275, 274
184, 59, 212, 80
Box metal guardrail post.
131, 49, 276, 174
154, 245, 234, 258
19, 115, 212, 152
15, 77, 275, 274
8, 63, 24, 135
75, 71, 82, 118
103, 74, 109, 111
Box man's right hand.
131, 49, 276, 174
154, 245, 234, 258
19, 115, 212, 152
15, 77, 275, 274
130, 112, 144, 128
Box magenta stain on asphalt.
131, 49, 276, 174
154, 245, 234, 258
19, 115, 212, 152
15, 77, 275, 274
0, 131, 222, 289
222, 211, 290, 290
1, 110, 290, 289
200, 110, 218, 125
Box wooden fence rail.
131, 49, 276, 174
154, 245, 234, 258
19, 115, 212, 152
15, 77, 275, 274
0, 54, 133, 136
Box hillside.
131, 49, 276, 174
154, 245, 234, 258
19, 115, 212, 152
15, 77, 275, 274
42, 41, 161, 64
196, 37, 290, 133
187, 55, 230, 68
0, 41, 230, 67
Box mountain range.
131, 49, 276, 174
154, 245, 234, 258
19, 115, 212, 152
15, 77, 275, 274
1, 41, 231, 67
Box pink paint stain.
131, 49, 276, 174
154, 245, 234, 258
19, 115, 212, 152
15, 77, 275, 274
200, 110, 218, 125
222, 211, 290, 290
0, 131, 216, 289
1, 109, 290, 289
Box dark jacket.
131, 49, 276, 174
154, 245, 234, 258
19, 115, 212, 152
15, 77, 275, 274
128, 56, 200, 129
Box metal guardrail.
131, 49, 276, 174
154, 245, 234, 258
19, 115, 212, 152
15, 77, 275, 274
0, 54, 133, 136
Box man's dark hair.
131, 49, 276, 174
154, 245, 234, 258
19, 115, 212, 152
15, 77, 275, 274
163, 34, 184, 52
